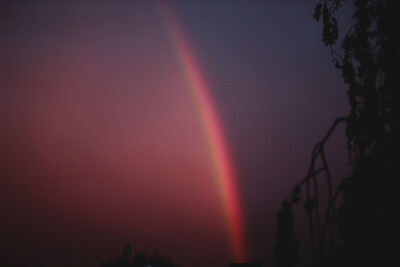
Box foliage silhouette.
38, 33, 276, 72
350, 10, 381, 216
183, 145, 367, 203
274, 0, 399, 266
100, 244, 179, 267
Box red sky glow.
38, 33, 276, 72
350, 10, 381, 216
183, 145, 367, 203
1, 1, 352, 266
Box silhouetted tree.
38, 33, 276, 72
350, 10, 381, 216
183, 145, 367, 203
274, 0, 399, 266
273, 200, 300, 267
315, 0, 399, 265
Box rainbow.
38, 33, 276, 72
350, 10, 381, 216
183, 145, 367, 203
159, 4, 246, 262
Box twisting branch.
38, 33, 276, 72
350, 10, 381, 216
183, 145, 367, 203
277, 117, 347, 262
306, 117, 347, 256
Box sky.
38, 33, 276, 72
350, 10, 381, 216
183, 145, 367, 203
1, 1, 352, 266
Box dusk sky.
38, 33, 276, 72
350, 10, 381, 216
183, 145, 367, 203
1, 1, 353, 266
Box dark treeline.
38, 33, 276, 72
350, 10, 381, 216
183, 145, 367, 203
100, 244, 179, 267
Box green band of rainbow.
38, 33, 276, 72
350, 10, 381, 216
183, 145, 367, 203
159, 4, 246, 262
